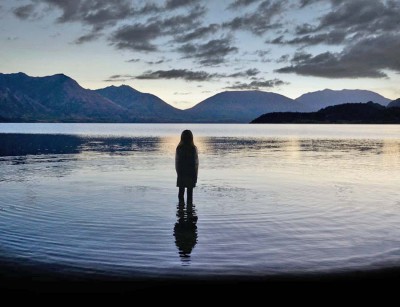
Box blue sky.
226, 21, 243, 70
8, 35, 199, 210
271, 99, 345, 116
1, 0, 399, 108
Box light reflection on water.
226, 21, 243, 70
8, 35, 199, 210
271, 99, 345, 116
0, 124, 399, 278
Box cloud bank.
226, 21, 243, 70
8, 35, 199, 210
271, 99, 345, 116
11, 0, 400, 85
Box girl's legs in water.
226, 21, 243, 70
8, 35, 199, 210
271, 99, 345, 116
187, 187, 193, 204
178, 187, 185, 202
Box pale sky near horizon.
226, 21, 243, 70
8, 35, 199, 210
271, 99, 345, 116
1, 0, 399, 109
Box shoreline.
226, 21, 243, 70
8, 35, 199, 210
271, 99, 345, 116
1, 260, 400, 293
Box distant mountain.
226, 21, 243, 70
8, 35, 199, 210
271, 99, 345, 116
0, 72, 127, 122
0, 72, 396, 123
95, 85, 185, 122
387, 98, 400, 108
296, 89, 391, 111
251, 102, 400, 124
0, 73, 187, 122
184, 91, 308, 123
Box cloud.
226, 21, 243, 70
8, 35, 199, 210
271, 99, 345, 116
226, 78, 287, 90
292, 0, 400, 45
110, 5, 205, 51
108, 74, 131, 78
126, 58, 140, 63
12, 0, 188, 48
174, 92, 191, 95
135, 69, 219, 81
165, 0, 202, 10
106, 67, 261, 83
228, 68, 260, 77
270, 1, 400, 48
299, 0, 344, 8
146, 59, 168, 65
12, 0, 159, 46
104, 74, 135, 82
75, 31, 102, 44
299, 0, 326, 7
317, 0, 400, 35
253, 49, 271, 62
14, 0, 136, 26
271, 30, 346, 45
269, 35, 283, 44
175, 24, 220, 43
275, 34, 400, 78
223, 0, 285, 35
295, 23, 318, 35
8, 0, 279, 65
12, 0, 208, 27
13, 4, 36, 19
110, 23, 161, 51
255, 50, 270, 57
228, 0, 262, 9
291, 51, 312, 63
157, 5, 206, 33
177, 37, 238, 65
13, 0, 209, 52
276, 54, 290, 63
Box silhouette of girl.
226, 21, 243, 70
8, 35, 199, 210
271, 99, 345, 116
174, 202, 198, 262
175, 130, 199, 204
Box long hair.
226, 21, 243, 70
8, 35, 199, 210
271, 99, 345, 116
178, 130, 195, 147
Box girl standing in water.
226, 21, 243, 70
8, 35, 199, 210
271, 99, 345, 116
175, 130, 199, 204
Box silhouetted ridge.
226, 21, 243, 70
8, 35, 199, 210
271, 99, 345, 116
387, 98, 400, 108
296, 89, 390, 111
95, 84, 185, 122
251, 102, 400, 124
184, 90, 308, 123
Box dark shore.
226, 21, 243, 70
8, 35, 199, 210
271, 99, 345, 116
1, 259, 400, 295
251, 102, 400, 124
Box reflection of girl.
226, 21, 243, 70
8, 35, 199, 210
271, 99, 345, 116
174, 203, 198, 261
175, 130, 199, 204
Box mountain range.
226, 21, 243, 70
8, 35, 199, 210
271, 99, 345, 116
0, 72, 397, 123
296, 89, 390, 111
0, 73, 127, 122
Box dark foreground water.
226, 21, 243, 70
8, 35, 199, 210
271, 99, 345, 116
0, 123, 399, 279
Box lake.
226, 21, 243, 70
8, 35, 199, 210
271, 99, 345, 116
0, 123, 399, 279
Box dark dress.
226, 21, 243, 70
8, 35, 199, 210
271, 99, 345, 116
175, 145, 199, 188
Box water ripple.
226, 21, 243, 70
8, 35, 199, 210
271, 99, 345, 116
0, 127, 400, 277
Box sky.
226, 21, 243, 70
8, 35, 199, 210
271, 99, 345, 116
0, 0, 399, 109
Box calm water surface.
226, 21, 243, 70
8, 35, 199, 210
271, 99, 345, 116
0, 123, 399, 278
